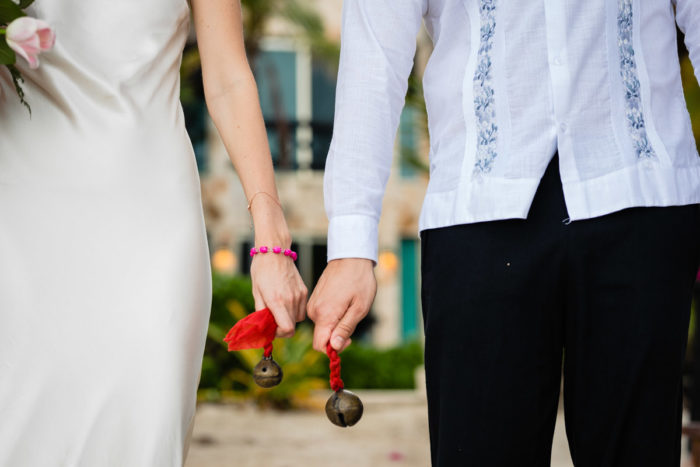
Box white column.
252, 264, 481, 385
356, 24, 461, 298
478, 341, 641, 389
296, 44, 313, 170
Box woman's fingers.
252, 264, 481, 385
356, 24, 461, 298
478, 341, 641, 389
252, 289, 265, 313
250, 254, 309, 338
267, 298, 296, 338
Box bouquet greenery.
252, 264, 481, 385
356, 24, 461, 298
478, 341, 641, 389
0, 0, 55, 111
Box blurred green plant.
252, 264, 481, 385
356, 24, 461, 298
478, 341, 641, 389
681, 56, 700, 142
679, 29, 700, 142
337, 340, 424, 390
204, 324, 327, 409
199, 273, 327, 408
680, 36, 700, 362
198, 273, 251, 397
199, 273, 426, 406
689, 296, 697, 350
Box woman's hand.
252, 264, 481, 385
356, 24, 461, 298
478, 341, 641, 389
250, 250, 307, 338
249, 196, 307, 338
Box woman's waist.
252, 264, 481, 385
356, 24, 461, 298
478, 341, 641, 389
0, 123, 200, 191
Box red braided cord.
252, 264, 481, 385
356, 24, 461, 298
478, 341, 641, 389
263, 342, 273, 358
326, 342, 344, 392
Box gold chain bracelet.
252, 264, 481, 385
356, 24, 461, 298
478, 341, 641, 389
247, 191, 282, 211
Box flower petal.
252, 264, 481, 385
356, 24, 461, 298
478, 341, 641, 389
5, 17, 54, 69
6, 17, 39, 43
37, 27, 56, 51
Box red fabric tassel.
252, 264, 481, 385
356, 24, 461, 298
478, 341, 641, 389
225, 308, 350, 393
327, 342, 344, 392
224, 308, 277, 357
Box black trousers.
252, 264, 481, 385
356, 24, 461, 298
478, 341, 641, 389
421, 155, 700, 466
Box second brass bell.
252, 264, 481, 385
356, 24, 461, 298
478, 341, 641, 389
325, 389, 363, 427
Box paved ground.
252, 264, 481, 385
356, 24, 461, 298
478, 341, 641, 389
188, 389, 686, 467
186, 391, 430, 467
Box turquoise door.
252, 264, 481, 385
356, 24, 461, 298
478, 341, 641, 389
400, 239, 421, 340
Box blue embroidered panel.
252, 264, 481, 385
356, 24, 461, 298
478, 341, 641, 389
618, 0, 656, 159
473, 0, 498, 174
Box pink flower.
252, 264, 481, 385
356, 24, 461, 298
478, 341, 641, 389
6, 17, 55, 69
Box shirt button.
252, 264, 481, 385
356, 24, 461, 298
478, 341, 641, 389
559, 122, 568, 133
553, 57, 563, 66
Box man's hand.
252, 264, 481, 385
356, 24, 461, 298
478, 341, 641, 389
307, 258, 377, 352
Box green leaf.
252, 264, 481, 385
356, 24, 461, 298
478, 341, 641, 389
18, 0, 35, 8
0, 0, 25, 24
0, 38, 15, 65
7, 64, 31, 115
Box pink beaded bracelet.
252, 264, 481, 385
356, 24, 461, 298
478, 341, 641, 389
250, 246, 298, 261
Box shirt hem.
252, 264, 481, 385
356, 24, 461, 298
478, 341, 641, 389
418, 164, 700, 231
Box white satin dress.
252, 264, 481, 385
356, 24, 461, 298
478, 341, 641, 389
0, 1, 212, 466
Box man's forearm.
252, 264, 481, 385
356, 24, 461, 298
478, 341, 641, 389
324, 0, 425, 262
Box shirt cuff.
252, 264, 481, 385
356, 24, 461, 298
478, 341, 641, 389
327, 214, 379, 263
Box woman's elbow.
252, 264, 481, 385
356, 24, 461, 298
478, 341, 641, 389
202, 67, 257, 103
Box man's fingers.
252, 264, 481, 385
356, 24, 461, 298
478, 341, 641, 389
307, 259, 377, 352
339, 338, 352, 353
329, 306, 365, 351
312, 322, 333, 353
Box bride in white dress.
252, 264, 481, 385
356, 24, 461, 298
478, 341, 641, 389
0, 1, 307, 465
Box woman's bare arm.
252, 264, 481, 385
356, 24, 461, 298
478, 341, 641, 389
191, 0, 307, 336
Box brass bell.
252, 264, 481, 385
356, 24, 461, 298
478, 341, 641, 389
252, 357, 283, 388
325, 389, 363, 427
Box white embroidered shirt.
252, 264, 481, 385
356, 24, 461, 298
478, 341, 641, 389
325, 0, 700, 262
